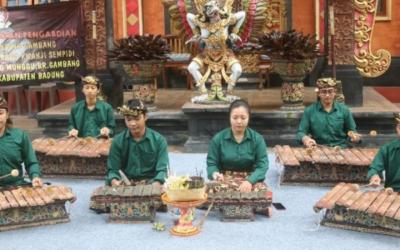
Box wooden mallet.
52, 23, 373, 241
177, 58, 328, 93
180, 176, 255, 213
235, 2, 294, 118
351, 182, 393, 195
0, 169, 19, 180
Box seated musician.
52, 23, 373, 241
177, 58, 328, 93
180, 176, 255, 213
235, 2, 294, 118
106, 99, 169, 187
0, 95, 43, 189
367, 113, 400, 191
68, 76, 116, 138
296, 78, 360, 149
207, 99, 270, 196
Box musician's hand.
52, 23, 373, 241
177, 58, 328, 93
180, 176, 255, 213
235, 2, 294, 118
32, 177, 44, 188
238, 181, 252, 193
152, 181, 161, 186
100, 127, 110, 136
302, 136, 316, 147
350, 133, 361, 143
111, 179, 123, 187
212, 172, 224, 181
370, 175, 381, 188
69, 129, 78, 137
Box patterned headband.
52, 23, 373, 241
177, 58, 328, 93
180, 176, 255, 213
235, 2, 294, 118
82, 75, 99, 86
394, 113, 400, 124
315, 78, 337, 92
117, 101, 147, 116
0, 95, 8, 110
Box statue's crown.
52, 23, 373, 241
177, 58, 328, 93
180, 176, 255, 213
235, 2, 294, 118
194, 0, 211, 6
194, 0, 233, 15
194, 0, 211, 13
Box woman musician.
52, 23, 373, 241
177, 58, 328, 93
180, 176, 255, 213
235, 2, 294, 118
207, 99, 271, 215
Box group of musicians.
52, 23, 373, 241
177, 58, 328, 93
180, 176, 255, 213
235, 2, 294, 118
0, 76, 400, 206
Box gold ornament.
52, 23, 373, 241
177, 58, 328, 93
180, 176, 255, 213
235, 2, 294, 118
117, 104, 146, 117
82, 75, 99, 86
192, 28, 200, 35
394, 113, 400, 124
231, 27, 239, 34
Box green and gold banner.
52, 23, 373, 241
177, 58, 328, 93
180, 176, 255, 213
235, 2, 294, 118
0, 2, 85, 84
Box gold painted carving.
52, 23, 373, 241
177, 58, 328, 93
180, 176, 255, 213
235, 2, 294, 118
263, 0, 287, 32
237, 54, 260, 74
354, 0, 391, 77
83, 0, 107, 70
329, 0, 354, 65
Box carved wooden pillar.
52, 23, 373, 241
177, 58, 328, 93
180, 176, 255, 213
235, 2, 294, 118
329, 0, 354, 66
82, 0, 107, 71
74, 0, 123, 109
324, 0, 363, 107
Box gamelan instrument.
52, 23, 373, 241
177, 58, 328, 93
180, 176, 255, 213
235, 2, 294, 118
313, 182, 400, 237
32, 136, 111, 179
202, 171, 273, 222
0, 185, 75, 231
89, 185, 165, 223
275, 145, 378, 186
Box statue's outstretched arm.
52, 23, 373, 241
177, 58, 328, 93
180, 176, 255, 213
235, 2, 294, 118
187, 13, 197, 30
186, 13, 201, 45
233, 11, 246, 32
229, 11, 246, 43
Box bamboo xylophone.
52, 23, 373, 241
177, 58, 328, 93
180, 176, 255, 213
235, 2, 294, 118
275, 145, 378, 186
314, 182, 400, 237
0, 185, 75, 231
89, 185, 165, 223
32, 137, 112, 179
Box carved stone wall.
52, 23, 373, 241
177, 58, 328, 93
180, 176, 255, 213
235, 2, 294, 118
83, 0, 107, 70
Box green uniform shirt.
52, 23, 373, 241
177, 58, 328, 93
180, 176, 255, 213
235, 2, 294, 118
106, 127, 169, 186
68, 99, 116, 138
367, 139, 400, 191
207, 127, 269, 184
296, 101, 358, 148
0, 128, 42, 188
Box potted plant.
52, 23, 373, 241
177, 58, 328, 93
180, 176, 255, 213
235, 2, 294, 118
108, 34, 171, 107
241, 30, 320, 110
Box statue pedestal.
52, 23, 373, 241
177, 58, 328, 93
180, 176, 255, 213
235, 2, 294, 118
182, 102, 230, 153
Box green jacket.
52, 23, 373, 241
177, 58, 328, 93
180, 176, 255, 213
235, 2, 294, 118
106, 127, 169, 186
367, 139, 400, 192
296, 101, 358, 148
207, 127, 269, 184
68, 99, 116, 138
0, 128, 42, 188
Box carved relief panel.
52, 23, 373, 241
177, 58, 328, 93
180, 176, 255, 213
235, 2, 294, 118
329, 0, 355, 65
263, 0, 287, 32
317, 0, 391, 77
83, 0, 107, 70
